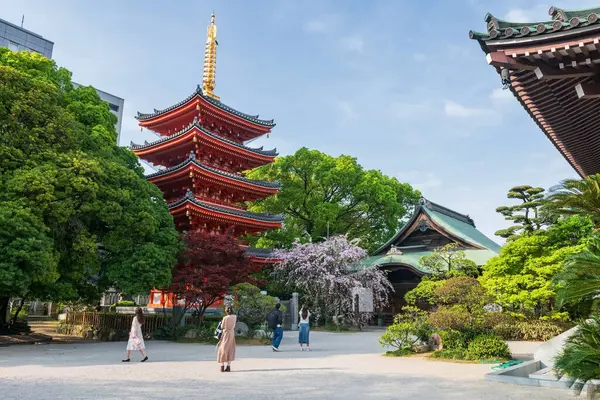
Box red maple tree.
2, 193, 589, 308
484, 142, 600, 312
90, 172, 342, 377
171, 230, 260, 323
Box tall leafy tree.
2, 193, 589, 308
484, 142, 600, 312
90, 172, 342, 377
246, 147, 420, 252
545, 174, 600, 228
0, 49, 180, 330
418, 243, 479, 279
495, 185, 552, 240
480, 216, 593, 319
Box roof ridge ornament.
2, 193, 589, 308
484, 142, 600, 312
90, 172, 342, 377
185, 189, 195, 200
202, 13, 220, 101
188, 151, 196, 160
386, 245, 403, 256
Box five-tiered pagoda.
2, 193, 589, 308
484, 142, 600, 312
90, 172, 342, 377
130, 14, 283, 308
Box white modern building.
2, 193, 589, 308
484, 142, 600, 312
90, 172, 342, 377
0, 16, 124, 144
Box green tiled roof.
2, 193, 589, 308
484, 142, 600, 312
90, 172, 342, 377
363, 249, 498, 274
469, 5, 600, 42
374, 198, 501, 255
426, 208, 501, 253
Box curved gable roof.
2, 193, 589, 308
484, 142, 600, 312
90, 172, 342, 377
374, 198, 501, 255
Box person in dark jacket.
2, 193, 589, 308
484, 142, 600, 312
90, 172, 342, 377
267, 303, 283, 351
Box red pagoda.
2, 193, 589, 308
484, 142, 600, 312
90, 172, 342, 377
130, 14, 283, 308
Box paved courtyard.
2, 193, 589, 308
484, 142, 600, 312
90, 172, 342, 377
0, 331, 574, 399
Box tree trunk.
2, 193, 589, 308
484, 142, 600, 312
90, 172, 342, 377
11, 297, 27, 326
0, 297, 9, 331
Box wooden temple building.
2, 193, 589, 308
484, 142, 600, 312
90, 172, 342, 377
470, 5, 600, 177
364, 198, 500, 321
130, 14, 283, 308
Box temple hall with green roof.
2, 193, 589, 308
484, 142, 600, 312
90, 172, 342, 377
365, 198, 500, 319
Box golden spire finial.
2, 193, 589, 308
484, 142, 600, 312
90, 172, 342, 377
202, 13, 219, 101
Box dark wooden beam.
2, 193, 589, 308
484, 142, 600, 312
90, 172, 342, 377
534, 66, 598, 80
575, 81, 600, 98
486, 51, 537, 70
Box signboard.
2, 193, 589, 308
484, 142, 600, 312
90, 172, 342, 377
352, 287, 374, 313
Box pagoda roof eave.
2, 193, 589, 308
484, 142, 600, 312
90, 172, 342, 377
130, 120, 278, 159
146, 153, 281, 190
169, 190, 284, 224
135, 85, 275, 128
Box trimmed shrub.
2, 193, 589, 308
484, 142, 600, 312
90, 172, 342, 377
517, 320, 566, 341
467, 334, 511, 360
430, 348, 471, 360
428, 306, 471, 331
435, 277, 490, 311
492, 320, 569, 341
404, 279, 443, 307
379, 306, 432, 352
439, 329, 466, 350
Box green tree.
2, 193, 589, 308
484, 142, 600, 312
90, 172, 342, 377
480, 216, 593, 319
495, 185, 551, 240
554, 233, 600, 310
0, 49, 180, 330
418, 243, 479, 279
246, 147, 420, 252
544, 174, 600, 228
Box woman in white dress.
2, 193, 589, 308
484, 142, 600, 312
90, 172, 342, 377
123, 308, 148, 362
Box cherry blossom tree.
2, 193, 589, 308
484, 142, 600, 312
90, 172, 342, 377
273, 235, 392, 327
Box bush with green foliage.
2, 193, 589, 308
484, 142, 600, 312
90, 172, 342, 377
438, 329, 466, 350
492, 320, 569, 341
435, 276, 490, 311
428, 306, 472, 331
379, 306, 431, 353
554, 315, 600, 395
430, 348, 471, 360
467, 334, 511, 360
418, 243, 479, 279
404, 278, 443, 307
233, 283, 280, 329
480, 216, 592, 320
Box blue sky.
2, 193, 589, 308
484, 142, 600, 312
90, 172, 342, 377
2, 0, 594, 243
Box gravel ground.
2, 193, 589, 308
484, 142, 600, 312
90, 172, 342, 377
0, 331, 574, 399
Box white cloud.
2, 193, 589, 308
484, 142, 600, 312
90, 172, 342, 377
335, 100, 358, 123
339, 35, 364, 52
413, 53, 427, 62
444, 101, 490, 118
490, 87, 513, 101
303, 14, 342, 34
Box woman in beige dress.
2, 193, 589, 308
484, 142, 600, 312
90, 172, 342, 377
217, 306, 236, 372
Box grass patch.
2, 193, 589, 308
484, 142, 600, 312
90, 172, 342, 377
428, 349, 510, 364
383, 348, 414, 357
312, 324, 359, 333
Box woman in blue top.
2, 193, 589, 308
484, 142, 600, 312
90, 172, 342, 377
298, 305, 311, 351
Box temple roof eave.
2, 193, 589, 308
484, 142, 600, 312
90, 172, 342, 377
129, 121, 278, 158
145, 154, 281, 189
469, 6, 600, 44
135, 85, 275, 128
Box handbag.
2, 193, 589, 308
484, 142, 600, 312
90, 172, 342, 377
214, 320, 223, 340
